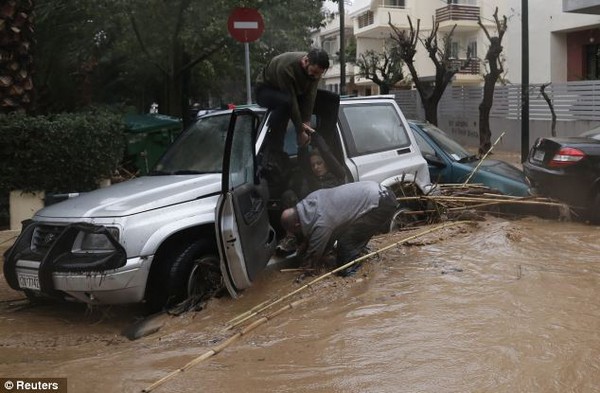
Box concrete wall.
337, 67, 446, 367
396, 81, 600, 153
436, 115, 600, 152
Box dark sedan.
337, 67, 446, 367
409, 120, 531, 196
523, 133, 600, 222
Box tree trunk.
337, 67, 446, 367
478, 75, 495, 155
165, 43, 184, 117
0, 0, 35, 114
423, 99, 438, 126
477, 9, 507, 155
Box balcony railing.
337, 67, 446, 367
435, 5, 480, 23
449, 58, 480, 75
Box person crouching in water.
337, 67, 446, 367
280, 181, 398, 276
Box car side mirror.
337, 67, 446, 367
424, 153, 447, 168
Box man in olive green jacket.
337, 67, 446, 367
255, 49, 330, 149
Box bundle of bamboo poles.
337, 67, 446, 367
395, 183, 572, 226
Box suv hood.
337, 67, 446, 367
36, 174, 221, 219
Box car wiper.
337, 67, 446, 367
457, 154, 479, 163
147, 169, 211, 175
172, 170, 207, 175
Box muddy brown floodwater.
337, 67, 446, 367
1, 216, 599, 393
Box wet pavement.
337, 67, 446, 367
1, 216, 599, 393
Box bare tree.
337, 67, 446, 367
477, 7, 507, 155
389, 15, 457, 125
540, 83, 557, 137
356, 44, 405, 94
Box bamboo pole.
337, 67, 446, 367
421, 195, 566, 206
397, 195, 567, 208
225, 299, 272, 326
463, 131, 506, 185
141, 297, 309, 392
223, 221, 469, 331
141, 221, 472, 392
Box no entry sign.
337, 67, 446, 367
227, 7, 264, 43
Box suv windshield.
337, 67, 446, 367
152, 113, 232, 175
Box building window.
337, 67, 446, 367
450, 42, 459, 59
585, 44, 600, 80
382, 0, 405, 7
322, 39, 338, 62
467, 41, 477, 59
358, 11, 374, 28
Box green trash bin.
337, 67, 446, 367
124, 114, 182, 175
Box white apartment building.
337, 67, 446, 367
505, 0, 600, 84
315, 1, 600, 95
347, 0, 509, 95
311, 9, 356, 94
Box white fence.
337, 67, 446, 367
394, 80, 600, 151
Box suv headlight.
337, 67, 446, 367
72, 226, 120, 253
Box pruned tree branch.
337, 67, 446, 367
179, 37, 229, 75
388, 13, 457, 125
540, 82, 557, 137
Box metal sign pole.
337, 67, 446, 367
227, 7, 263, 105
245, 42, 252, 104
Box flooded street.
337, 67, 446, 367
1, 216, 599, 393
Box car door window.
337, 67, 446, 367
340, 103, 410, 156
228, 115, 256, 189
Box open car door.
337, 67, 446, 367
215, 109, 277, 298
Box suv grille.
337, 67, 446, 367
32, 224, 66, 252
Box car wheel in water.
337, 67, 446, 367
145, 240, 221, 315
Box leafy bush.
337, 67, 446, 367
0, 109, 126, 193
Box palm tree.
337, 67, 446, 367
0, 0, 35, 114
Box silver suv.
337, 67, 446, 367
4, 92, 432, 312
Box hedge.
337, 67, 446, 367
0, 109, 126, 194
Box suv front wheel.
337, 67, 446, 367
145, 239, 221, 314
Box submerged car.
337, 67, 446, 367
408, 120, 531, 196
523, 131, 600, 222
4, 92, 433, 312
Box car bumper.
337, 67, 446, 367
523, 162, 592, 207
13, 256, 153, 304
